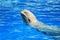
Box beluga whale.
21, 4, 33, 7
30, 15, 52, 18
21, 9, 60, 40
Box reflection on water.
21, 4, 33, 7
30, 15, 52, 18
0, 0, 60, 40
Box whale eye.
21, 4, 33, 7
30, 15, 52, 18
28, 18, 31, 22
24, 12, 27, 14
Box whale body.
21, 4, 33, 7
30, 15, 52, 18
21, 9, 60, 40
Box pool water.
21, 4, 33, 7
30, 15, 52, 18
0, 0, 60, 40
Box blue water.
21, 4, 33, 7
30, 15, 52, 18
0, 0, 60, 40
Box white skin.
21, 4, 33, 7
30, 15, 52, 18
21, 9, 60, 40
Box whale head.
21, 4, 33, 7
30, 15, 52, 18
21, 9, 38, 25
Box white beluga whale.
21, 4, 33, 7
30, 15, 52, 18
21, 9, 60, 40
